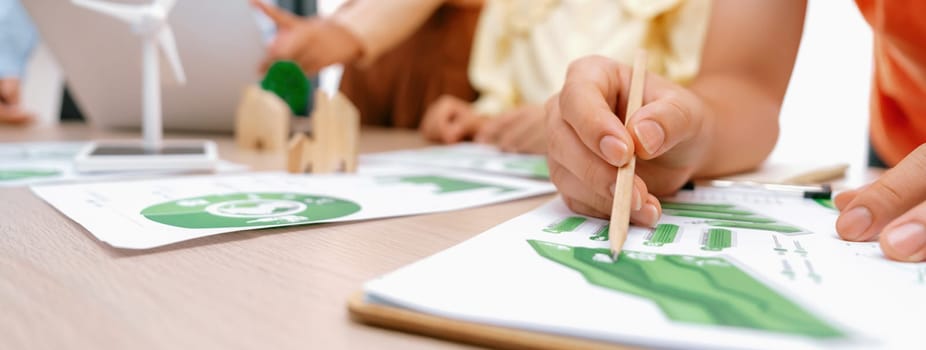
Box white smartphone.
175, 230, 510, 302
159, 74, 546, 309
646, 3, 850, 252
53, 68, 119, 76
74, 140, 218, 173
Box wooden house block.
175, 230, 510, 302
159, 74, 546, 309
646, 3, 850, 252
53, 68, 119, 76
235, 85, 291, 151
286, 91, 360, 174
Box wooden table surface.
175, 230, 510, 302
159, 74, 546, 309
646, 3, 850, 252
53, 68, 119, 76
0, 122, 554, 350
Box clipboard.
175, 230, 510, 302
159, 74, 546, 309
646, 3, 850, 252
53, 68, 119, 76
347, 292, 639, 350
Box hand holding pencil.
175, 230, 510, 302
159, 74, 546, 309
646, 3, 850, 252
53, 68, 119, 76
544, 53, 716, 231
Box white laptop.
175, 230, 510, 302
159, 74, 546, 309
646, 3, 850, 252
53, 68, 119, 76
23, 0, 266, 132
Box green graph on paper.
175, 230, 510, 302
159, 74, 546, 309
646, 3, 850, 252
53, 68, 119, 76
702, 228, 733, 251
503, 159, 550, 179
528, 240, 844, 338
662, 201, 806, 235
0, 168, 61, 181
814, 198, 837, 210
644, 224, 679, 247
543, 216, 586, 233
590, 224, 610, 241
384, 175, 517, 194
141, 192, 361, 229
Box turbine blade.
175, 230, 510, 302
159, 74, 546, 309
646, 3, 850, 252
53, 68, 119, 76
157, 26, 186, 84
72, 0, 145, 24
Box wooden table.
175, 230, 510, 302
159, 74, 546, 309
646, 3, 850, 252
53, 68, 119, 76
0, 122, 554, 350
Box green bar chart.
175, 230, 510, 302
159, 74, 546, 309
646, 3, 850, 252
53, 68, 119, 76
543, 216, 587, 234
663, 201, 807, 236
644, 224, 679, 247
701, 228, 733, 251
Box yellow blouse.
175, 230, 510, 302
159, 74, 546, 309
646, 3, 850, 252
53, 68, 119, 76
469, 0, 711, 116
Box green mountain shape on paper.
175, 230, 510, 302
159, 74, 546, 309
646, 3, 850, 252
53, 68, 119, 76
527, 240, 844, 339
141, 192, 360, 229
0, 168, 61, 181
385, 175, 517, 194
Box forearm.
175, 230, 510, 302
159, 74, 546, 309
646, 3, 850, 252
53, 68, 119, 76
685, 0, 805, 178
689, 74, 782, 178
331, 0, 445, 65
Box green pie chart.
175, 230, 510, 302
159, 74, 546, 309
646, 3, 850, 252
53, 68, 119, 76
141, 192, 361, 229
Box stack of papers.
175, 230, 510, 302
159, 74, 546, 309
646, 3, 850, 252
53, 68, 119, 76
363, 188, 924, 349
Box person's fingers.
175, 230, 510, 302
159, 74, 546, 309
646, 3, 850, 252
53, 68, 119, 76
549, 159, 612, 218
879, 201, 926, 262
509, 128, 546, 154
833, 189, 858, 211
551, 158, 662, 226
0, 78, 21, 105
476, 111, 518, 144
440, 119, 468, 143
421, 98, 455, 141
561, 195, 610, 220
633, 193, 662, 228
625, 91, 702, 159
558, 56, 635, 168
295, 45, 324, 75
546, 111, 617, 200
833, 184, 871, 211
497, 116, 536, 152
0, 104, 34, 125
251, 0, 298, 28
836, 145, 926, 241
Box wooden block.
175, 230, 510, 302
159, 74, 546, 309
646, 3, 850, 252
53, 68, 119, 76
284, 91, 361, 174
286, 133, 308, 173
331, 91, 360, 172
235, 85, 291, 152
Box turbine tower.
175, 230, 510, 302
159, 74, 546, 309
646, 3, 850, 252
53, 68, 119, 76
72, 0, 186, 151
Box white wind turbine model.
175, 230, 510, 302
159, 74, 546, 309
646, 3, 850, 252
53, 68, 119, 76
72, 0, 216, 172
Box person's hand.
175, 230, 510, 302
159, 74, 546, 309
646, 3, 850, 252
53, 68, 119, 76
834, 145, 926, 262
0, 78, 33, 125
420, 95, 485, 144
474, 103, 547, 154
252, 0, 363, 75
545, 56, 711, 226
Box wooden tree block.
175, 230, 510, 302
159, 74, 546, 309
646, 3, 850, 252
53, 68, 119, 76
235, 85, 291, 151
287, 91, 360, 174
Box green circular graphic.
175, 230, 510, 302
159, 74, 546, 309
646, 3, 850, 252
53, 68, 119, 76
141, 192, 361, 229
0, 169, 61, 181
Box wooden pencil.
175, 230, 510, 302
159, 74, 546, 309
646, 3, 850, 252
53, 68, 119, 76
610, 51, 648, 262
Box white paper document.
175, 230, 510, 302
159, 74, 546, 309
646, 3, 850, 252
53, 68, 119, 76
0, 142, 245, 187
32, 165, 555, 249
364, 188, 925, 349
362, 143, 549, 179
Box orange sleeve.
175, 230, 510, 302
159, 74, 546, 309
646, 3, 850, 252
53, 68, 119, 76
856, 0, 926, 166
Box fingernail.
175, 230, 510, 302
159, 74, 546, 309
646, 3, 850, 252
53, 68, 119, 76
884, 223, 926, 259
642, 204, 659, 227
836, 206, 872, 240
632, 189, 642, 211
600, 136, 629, 167
633, 120, 665, 155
